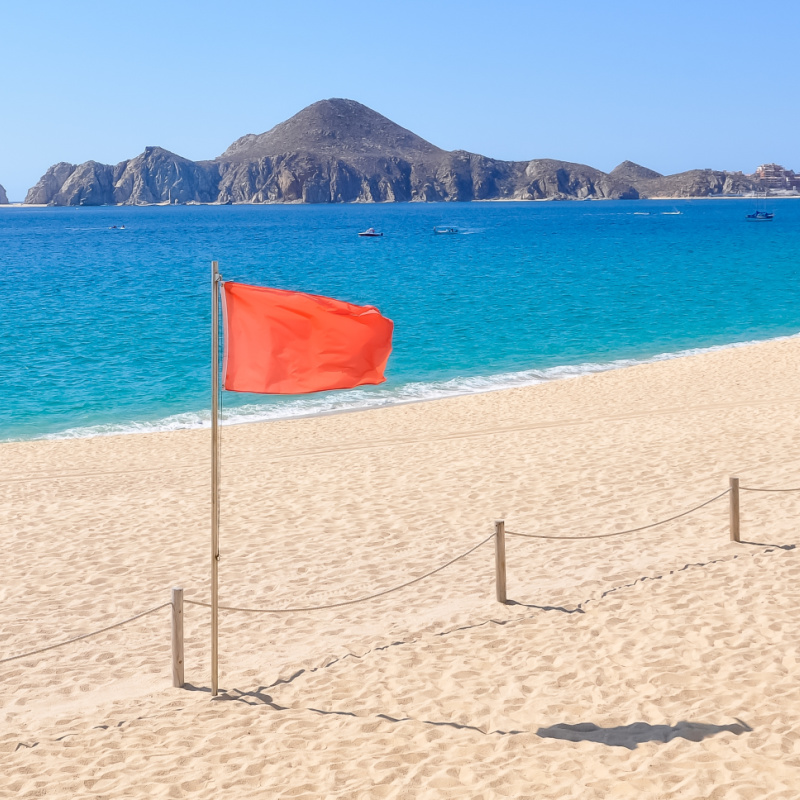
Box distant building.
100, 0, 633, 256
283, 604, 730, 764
752, 163, 800, 190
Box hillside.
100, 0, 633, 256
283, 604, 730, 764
609, 160, 663, 182
219, 98, 445, 163
24, 99, 760, 205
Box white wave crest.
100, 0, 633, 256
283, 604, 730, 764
33, 331, 800, 441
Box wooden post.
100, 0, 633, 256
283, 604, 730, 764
730, 477, 740, 542
495, 519, 507, 604
171, 587, 184, 688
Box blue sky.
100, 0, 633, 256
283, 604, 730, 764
1, 0, 797, 200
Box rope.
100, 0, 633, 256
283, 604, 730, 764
0, 602, 171, 665
185, 533, 495, 613
506, 489, 730, 541
741, 486, 800, 493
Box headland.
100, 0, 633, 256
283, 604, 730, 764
21, 99, 792, 206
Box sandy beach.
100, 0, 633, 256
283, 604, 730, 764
3, 335, 800, 798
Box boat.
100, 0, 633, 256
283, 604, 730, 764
662, 207, 682, 215
358, 227, 383, 237
746, 192, 774, 220
433, 226, 459, 234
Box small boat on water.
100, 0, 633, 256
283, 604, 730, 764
358, 227, 383, 237
746, 192, 774, 220
433, 226, 459, 234
662, 208, 682, 215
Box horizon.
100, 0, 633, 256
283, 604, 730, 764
1, 0, 798, 200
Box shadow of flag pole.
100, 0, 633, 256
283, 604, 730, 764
211, 260, 221, 697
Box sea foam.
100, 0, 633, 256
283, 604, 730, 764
36, 332, 798, 441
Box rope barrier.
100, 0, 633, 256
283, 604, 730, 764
506, 489, 730, 541
185, 532, 495, 614
2, 478, 789, 669
0, 602, 171, 665
741, 486, 800, 493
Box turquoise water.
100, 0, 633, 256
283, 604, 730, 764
2, 199, 799, 441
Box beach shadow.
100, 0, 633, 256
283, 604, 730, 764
215, 687, 288, 709
536, 719, 752, 750
181, 683, 286, 709
182, 683, 213, 694
740, 541, 796, 551
505, 600, 585, 614
420, 718, 526, 735
266, 668, 306, 688
374, 712, 525, 735
309, 707, 358, 718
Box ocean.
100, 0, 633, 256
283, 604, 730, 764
2, 199, 799, 441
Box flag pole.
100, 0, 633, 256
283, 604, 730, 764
211, 260, 220, 697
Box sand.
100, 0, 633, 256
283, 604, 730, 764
2, 335, 800, 798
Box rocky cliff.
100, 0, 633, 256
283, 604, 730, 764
0, 183, 8, 204
26, 149, 220, 206
632, 169, 757, 198
24, 99, 760, 205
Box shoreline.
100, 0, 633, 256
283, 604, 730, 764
2, 194, 799, 209
9, 328, 800, 443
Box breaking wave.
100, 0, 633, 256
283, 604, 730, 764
35, 331, 798, 441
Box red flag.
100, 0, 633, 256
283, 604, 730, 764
221, 282, 393, 394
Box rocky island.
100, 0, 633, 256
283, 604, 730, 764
0, 183, 8, 204
25, 99, 761, 205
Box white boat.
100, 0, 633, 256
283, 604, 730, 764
662, 207, 682, 215
358, 227, 383, 237
433, 226, 459, 234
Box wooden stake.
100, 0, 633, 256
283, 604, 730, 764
495, 519, 507, 604
730, 476, 740, 542
211, 260, 220, 696
171, 587, 184, 688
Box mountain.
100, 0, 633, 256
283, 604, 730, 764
220, 98, 444, 163
0, 183, 7, 204
24, 99, 760, 205
609, 161, 663, 182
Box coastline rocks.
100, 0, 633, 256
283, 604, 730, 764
517, 159, 639, 200
216, 153, 417, 204
0, 183, 7, 204
26, 161, 114, 206
607, 162, 758, 198
26, 162, 81, 205
23, 99, 762, 205
25, 148, 220, 206
635, 169, 757, 198
112, 147, 219, 204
